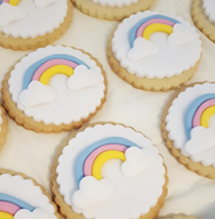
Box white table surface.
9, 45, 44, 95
0, 0, 215, 218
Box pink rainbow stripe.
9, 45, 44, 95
83, 144, 128, 176
192, 99, 215, 127
2, 0, 9, 3
0, 201, 20, 215
136, 18, 175, 38
32, 59, 78, 81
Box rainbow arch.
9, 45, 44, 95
129, 14, 180, 47
0, 0, 21, 6
75, 137, 140, 186
0, 193, 34, 219
185, 94, 215, 139
23, 54, 89, 90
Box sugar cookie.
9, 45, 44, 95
192, 0, 215, 42
52, 122, 168, 219
2, 46, 107, 133
0, 169, 60, 219
71, 0, 155, 21
107, 11, 202, 91
0, 0, 72, 50
162, 82, 215, 179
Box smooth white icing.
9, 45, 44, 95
127, 38, 159, 61
0, 4, 26, 29
91, 0, 138, 7
166, 83, 215, 167
121, 147, 157, 178
67, 65, 99, 91
72, 177, 115, 211
34, 0, 61, 9
203, 0, 215, 24
56, 124, 165, 219
18, 81, 57, 108
112, 11, 202, 79
182, 126, 215, 167
14, 208, 51, 219
0, 174, 57, 219
8, 46, 105, 126
1, 0, 68, 39
168, 23, 199, 46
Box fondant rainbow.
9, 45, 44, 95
23, 54, 89, 90
185, 94, 215, 139
75, 137, 140, 186
0, 0, 21, 6
0, 193, 34, 218
129, 15, 180, 47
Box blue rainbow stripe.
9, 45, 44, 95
129, 14, 180, 47
75, 137, 140, 186
185, 94, 215, 140
0, 193, 34, 211
23, 54, 89, 90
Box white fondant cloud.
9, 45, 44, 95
14, 208, 50, 219
72, 176, 114, 210
184, 126, 215, 155
34, 0, 60, 8
127, 38, 159, 61
0, 3, 26, 28
18, 81, 56, 108
121, 147, 157, 178
168, 23, 198, 46
67, 65, 99, 91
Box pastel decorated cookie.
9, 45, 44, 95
162, 82, 215, 179
0, 0, 72, 50
52, 123, 168, 219
0, 169, 60, 219
192, 0, 215, 42
71, 0, 155, 21
0, 105, 8, 151
163, 214, 202, 219
2, 46, 107, 133
107, 11, 202, 91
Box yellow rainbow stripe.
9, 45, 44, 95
200, 106, 215, 128
0, 211, 13, 219
142, 23, 173, 40
39, 65, 74, 85
9, 0, 21, 6
92, 150, 126, 180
